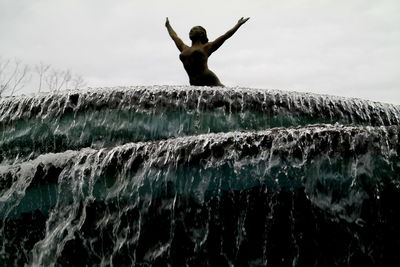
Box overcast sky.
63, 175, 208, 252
1, 0, 399, 104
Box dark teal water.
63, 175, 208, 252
0, 86, 399, 266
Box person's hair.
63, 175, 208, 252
189, 26, 209, 44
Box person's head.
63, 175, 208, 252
189, 26, 208, 44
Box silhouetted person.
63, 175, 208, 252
165, 17, 250, 87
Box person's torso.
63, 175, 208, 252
179, 46, 208, 75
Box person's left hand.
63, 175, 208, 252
237, 17, 250, 26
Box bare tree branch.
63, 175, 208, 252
0, 58, 31, 96
1, 56, 87, 96
10, 64, 30, 96
0, 58, 11, 81
55, 70, 72, 91
72, 75, 87, 90
35, 62, 51, 93
63, 70, 72, 90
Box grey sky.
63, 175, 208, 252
1, 0, 399, 104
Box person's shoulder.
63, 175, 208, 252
203, 42, 213, 50
203, 42, 217, 55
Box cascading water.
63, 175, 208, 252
0, 85, 399, 266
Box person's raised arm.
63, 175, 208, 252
206, 17, 250, 55
165, 18, 188, 52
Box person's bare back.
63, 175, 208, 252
165, 18, 249, 87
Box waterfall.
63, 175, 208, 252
1, 86, 399, 266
